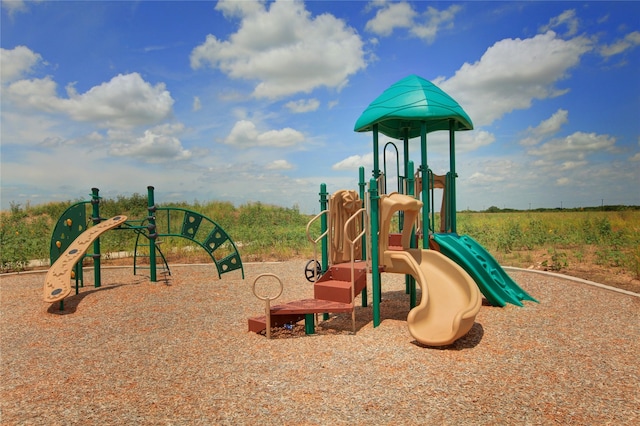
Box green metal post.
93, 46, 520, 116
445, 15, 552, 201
369, 178, 381, 327
319, 183, 329, 273
358, 167, 368, 308
403, 128, 410, 195
403, 131, 411, 296
449, 120, 457, 233
147, 186, 157, 282
91, 188, 101, 288
304, 314, 315, 334
372, 124, 381, 179
420, 122, 429, 249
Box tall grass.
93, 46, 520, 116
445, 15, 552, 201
457, 210, 640, 276
0, 197, 317, 272
1, 196, 639, 281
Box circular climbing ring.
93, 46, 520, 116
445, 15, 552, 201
304, 259, 322, 282
252, 273, 284, 301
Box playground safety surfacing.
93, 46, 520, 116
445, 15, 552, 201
1, 262, 638, 425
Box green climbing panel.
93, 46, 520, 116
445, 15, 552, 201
203, 226, 230, 253
49, 202, 89, 264
157, 207, 244, 279
181, 212, 204, 239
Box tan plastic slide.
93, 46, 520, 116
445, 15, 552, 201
383, 249, 481, 346
43, 215, 127, 304
379, 193, 481, 346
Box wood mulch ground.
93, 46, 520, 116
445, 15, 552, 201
1, 261, 639, 425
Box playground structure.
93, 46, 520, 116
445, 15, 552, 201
44, 186, 243, 308
248, 75, 536, 346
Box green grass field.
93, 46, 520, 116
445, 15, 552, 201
2, 196, 638, 291
456, 210, 640, 283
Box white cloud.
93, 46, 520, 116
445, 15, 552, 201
456, 158, 536, 209
599, 31, 640, 58
0, 45, 43, 83
630, 140, 640, 162
1, 0, 28, 17
332, 153, 374, 171
527, 131, 616, 160
365, 2, 416, 36
436, 31, 592, 127
540, 9, 579, 37
467, 171, 505, 184
533, 109, 569, 137
192, 96, 201, 111
0, 108, 60, 146
223, 120, 305, 147
284, 98, 320, 113
419, 129, 495, 156
520, 109, 569, 146
6, 72, 174, 128
456, 130, 496, 152
190, 0, 366, 99
214, 0, 264, 19
108, 123, 192, 162
266, 159, 294, 170
560, 160, 587, 170
365, 2, 460, 44
411, 5, 461, 42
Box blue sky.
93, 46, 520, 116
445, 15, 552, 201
1, 0, 639, 214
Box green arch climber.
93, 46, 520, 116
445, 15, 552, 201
137, 207, 244, 279
49, 190, 244, 291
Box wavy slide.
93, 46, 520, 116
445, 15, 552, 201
432, 233, 538, 307
383, 248, 482, 346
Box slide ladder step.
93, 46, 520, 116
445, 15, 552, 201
313, 261, 367, 304
248, 299, 353, 333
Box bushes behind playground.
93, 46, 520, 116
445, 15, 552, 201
0, 196, 317, 271
1, 196, 639, 284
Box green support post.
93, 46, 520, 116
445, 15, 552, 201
369, 178, 381, 327
147, 186, 157, 282
304, 314, 315, 334
372, 124, 381, 179
319, 184, 329, 273
403, 128, 409, 193
449, 120, 457, 233
420, 122, 429, 249
91, 188, 102, 288
319, 184, 330, 321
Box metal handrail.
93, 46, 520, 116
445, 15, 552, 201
344, 207, 369, 333
305, 209, 329, 283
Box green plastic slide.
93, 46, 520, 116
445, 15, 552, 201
432, 233, 538, 307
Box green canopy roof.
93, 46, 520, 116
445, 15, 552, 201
354, 75, 473, 139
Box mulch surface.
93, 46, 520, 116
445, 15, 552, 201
1, 261, 639, 425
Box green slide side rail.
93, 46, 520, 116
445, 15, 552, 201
153, 207, 244, 279
433, 233, 538, 307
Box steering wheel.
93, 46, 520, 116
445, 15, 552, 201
304, 259, 322, 282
